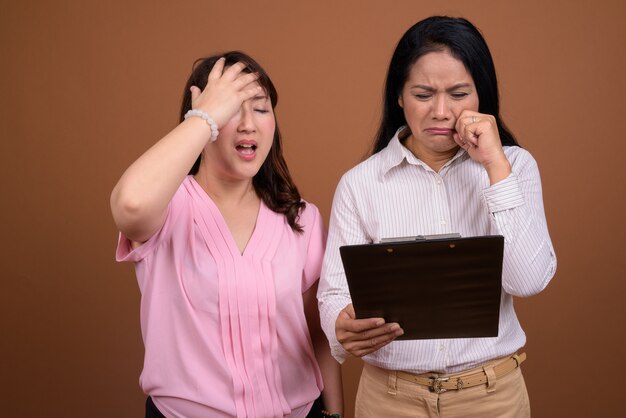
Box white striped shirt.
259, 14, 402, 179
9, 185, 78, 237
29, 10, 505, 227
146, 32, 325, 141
317, 130, 557, 374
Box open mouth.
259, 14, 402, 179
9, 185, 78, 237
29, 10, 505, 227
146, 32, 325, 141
236, 143, 257, 156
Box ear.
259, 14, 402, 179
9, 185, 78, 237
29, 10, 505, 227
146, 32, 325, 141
398, 94, 404, 108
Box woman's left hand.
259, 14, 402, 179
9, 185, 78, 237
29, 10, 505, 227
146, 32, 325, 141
453, 110, 511, 184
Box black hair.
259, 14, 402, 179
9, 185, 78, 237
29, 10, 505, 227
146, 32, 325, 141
373, 16, 518, 154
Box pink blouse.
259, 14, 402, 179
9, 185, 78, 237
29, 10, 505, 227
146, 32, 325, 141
117, 176, 325, 417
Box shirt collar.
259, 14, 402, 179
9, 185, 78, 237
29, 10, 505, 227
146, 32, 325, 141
378, 126, 468, 180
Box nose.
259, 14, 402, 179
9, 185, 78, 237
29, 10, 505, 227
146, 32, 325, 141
237, 104, 256, 133
432, 94, 451, 120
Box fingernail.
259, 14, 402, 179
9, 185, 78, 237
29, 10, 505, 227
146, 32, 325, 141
375, 319, 385, 326
389, 324, 400, 331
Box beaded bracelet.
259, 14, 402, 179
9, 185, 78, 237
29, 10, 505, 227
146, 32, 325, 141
321, 410, 342, 418
184, 109, 219, 142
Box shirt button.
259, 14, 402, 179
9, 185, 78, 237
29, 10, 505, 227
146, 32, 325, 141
440, 220, 447, 225
439, 344, 445, 351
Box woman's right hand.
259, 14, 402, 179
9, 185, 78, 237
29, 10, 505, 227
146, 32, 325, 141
335, 304, 404, 357
189, 58, 263, 128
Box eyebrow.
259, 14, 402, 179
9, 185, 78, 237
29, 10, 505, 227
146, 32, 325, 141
410, 83, 473, 91
251, 94, 269, 101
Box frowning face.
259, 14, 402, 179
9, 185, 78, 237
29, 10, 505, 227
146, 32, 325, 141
399, 49, 479, 160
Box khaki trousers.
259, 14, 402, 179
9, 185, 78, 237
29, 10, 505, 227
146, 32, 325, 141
355, 360, 530, 418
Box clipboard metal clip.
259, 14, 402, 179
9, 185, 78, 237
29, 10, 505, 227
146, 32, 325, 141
380, 233, 462, 243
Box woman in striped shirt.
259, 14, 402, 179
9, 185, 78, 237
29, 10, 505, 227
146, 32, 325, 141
318, 16, 556, 418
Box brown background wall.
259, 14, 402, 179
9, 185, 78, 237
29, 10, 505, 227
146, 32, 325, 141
2, 1, 625, 417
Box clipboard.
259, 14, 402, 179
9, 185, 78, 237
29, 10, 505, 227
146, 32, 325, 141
339, 235, 504, 340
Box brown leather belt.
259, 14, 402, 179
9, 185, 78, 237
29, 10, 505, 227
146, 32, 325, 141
396, 352, 526, 394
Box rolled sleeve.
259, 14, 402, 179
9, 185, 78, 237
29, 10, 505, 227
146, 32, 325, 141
484, 151, 557, 297
482, 173, 525, 213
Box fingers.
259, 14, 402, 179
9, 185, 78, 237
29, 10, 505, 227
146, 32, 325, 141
455, 111, 509, 178
204, 61, 261, 103
220, 62, 260, 89
453, 131, 467, 149
205, 59, 259, 92
240, 84, 265, 102
233, 72, 261, 92
207, 57, 226, 81
337, 304, 383, 332
190, 85, 201, 102
456, 112, 481, 147
190, 59, 264, 128
338, 312, 384, 333
358, 330, 401, 357
335, 304, 404, 358
340, 323, 404, 357
220, 61, 247, 80
455, 111, 498, 148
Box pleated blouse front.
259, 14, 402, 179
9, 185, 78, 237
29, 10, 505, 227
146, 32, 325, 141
117, 176, 324, 418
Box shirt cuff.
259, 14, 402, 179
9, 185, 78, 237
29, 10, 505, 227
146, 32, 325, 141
331, 345, 349, 364
319, 300, 351, 364
482, 173, 525, 213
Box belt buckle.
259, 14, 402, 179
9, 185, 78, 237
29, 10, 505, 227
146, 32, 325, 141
428, 377, 449, 394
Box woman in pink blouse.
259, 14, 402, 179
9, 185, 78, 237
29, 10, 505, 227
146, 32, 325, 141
111, 51, 343, 418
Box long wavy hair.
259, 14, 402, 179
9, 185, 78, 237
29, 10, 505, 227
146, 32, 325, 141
180, 51, 305, 232
373, 16, 519, 154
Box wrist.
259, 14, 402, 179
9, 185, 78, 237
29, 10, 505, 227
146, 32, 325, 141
484, 155, 511, 185
322, 410, 342, 418
183, 109, 219, 142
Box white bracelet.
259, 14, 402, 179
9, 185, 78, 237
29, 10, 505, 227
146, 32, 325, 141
184, 109, 219, 142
